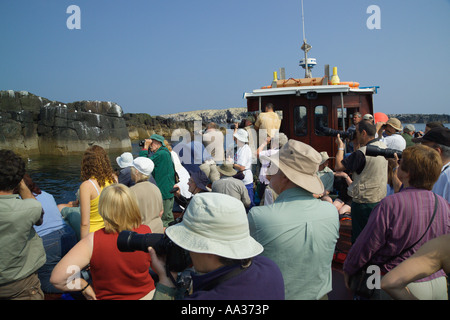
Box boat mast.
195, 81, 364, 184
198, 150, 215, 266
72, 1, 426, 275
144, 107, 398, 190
300, 0, 315, 78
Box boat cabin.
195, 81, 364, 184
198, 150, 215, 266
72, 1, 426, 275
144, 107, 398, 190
244, 81, 377, 162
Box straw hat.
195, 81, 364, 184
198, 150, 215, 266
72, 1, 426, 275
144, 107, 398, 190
267, 139, 324, 194
233, 129, 249, 143
217, 162, 237, 177
165, 193, 263, 259
131, 157, 155, 176
386, 118, 403, 132
116, 152, 133, 168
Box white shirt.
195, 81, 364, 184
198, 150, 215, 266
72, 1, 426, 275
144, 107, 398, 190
432, 161, 450, 203
258, 149, 279, 184
381, 133, 406, 151
235, 144, 253, 185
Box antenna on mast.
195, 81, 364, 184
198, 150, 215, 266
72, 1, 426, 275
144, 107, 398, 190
299, 0, 316, 78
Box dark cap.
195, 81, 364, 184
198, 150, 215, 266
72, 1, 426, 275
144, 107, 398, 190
412, 127, 450, 147
190, 170, 211, 192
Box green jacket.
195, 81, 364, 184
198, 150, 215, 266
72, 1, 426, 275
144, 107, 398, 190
401, 132, 414, 148
141, 147, 175, 200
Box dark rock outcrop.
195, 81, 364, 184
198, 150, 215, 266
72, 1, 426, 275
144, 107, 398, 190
387, 114, 450, 124
124, 108, 252, 141
0, 90, 131, 156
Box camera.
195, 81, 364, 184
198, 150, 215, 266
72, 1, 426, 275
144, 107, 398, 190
365, 144, 402, 159
170, 186, 179, 194
117, 230, 191, 272
318, 126, 355, 141
138, 140, 146, 148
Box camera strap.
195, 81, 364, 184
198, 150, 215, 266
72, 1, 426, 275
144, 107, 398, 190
366, 137, 381, 146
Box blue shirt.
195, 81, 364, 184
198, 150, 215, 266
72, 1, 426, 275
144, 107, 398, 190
34, 191, 66, 237
432, 162, 450, 203
248, 187, 340, 299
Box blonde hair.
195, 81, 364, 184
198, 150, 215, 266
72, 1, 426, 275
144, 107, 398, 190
98, 184, 142, 233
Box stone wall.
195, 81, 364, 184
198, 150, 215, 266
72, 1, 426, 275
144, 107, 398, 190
0, 90, 131, 156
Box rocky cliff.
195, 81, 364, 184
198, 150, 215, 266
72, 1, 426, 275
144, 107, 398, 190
386, 114, 450, 124
124, 108, 251, 141
0, 90, 131, 156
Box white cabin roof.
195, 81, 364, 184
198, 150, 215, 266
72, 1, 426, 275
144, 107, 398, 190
243, 85, 376, 99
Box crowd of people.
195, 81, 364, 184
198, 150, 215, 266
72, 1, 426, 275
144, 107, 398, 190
0, 104, 449, 301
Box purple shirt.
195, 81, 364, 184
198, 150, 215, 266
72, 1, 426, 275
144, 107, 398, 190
343, 188, 450, 282
185, 256, 285, 300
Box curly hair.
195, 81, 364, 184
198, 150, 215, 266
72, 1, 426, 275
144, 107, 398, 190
21, 173, 42, 195
80, 145, 115, 187
0, 149, 26, 191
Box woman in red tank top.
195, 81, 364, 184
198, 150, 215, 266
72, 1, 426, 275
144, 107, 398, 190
50, 184, 156, 300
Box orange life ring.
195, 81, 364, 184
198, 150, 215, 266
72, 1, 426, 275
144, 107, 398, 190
328, 81, 360, 88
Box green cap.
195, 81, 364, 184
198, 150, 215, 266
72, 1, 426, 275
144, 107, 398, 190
150, 134, 165, 146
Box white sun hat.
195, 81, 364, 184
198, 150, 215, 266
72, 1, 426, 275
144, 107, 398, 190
233, 128, 249, 143
165, 193, 263, 259
116, 152, 134, 168
131, 157, 155, 176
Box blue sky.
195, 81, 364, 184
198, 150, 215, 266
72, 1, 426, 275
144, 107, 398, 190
1, 0, 449, 116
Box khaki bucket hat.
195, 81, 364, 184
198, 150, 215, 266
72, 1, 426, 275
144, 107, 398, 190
386, 118, 403, 132
267, 139, 324, 194
217, 162, 237, 177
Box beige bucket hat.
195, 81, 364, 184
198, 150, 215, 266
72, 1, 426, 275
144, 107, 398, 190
165, 193, 263, 259
217, 162, 237, 177
386, 118, 403, 132
267, 139, 324, 194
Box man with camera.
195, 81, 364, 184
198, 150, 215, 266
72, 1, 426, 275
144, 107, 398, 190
335, 120, 388, 243
140, 134, 176, 228
143, 193, 285, 300
0, 150, 46, 300
376, 117, 406, 151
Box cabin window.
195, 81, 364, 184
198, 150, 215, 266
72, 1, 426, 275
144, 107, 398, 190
294, 106, 307, 136
314, 105, 329, 135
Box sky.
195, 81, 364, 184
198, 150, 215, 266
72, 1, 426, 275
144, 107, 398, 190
1, 0, 449, 116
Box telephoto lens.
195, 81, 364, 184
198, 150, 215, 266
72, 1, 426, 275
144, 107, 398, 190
117, 230, 164, 252
365, 145, 402, 159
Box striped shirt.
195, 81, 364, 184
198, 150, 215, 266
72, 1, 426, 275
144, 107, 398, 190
343, 187, 450, 282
